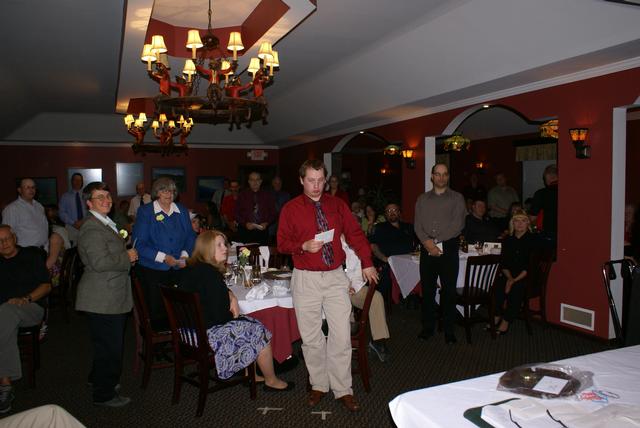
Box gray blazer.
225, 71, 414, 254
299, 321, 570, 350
75, 213, 133, 314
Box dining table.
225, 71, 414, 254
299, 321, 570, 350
388, 345, 640, 428
230, 277, 300, 363
388, 249, 483, 304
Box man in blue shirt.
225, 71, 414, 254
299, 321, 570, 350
58, 173, 86, 246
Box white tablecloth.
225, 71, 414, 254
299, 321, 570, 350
230, 283, 293, 314
389, 250, 480, 299
389, 345, 640, 428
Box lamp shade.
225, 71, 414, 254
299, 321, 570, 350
258, 41, 273, 61
266, 50, 279, 67
137, 112, 147, 122
569, 128, 588, 142
158, 114, 167, 123
221, 60, 232, 74
150, 35, 168, 55
401, 149, 414, 159
248, 57, 261, 75
227, 31, 244, 51
140, 44, 157, 62
186, 30, 203, 49
183, 59, 196, 75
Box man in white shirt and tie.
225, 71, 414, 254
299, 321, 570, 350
58, 173, 86, 246
128, 182, 152, 221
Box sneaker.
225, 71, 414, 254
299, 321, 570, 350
0, 384, 14, 414
93, 395, 131, 408
368, 341, 390, 363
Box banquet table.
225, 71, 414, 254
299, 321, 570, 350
231, 282, 300, 363
389, 345, 640, 428
388, 249, 481, 304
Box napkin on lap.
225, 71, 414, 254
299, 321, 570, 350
246, 283, 270, 300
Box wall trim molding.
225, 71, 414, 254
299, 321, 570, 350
0, 141, 280, 150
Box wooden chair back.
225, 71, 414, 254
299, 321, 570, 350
602, 259, 636, 346
461, 255, 501, 299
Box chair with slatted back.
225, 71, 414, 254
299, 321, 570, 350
455, 255, 501, 344
160, 286, 256, 417
351, 281, 377, 392
522, 248, 554, 334
131, 274, 173, 388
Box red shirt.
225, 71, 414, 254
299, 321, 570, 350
278, 194, 373, 271
220, 195, 236, 221
324, 189, 350, 206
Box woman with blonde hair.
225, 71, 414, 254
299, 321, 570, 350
179, 230, 293, 391
492, 210, 539, 334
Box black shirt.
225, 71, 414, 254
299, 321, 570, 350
179, 263, 232, 329
464, 214, 499, 243
530, 183, 558, 241
0, 246, 50, 305
369, 221, 416, 257
501, 232, 537, 277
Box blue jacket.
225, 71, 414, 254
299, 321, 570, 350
132, 202, 196, 271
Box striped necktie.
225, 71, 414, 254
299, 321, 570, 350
314, 201, 334, 266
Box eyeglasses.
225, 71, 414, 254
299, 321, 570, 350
385, 208, 400, 213
91, 194, 112, 201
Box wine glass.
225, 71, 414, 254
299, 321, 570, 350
223, 267, 234, 287
251, 265, 262, 285
474, 241, 483, 254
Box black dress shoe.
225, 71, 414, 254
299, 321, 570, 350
418, 330, 434, 341
444, 333, 457, 344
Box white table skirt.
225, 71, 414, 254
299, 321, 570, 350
389, 345, 640, 428
389, 250, 479, 299
230, 283, 294, 314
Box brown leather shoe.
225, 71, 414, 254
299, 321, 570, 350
307, 390, 326, 407
337, 394, 360, 412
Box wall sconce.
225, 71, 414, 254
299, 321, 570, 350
569, 128, 590, 159
474, 161, 486, 171
401, 149, 416, 169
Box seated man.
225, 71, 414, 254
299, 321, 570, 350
369, 204, 417, 296
342, 237, 391, 363
0, 225, 51, 414
464, 199, 499, 244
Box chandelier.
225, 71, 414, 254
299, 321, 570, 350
539, 119, 559, 139
124, 0, 280, 155
443, 134, 471, 151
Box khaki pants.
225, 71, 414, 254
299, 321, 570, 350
291, 268, 352, 398
350, 286, 390, 341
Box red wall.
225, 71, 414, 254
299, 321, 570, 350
280, 67, 640, 338
0, 146, 279, 214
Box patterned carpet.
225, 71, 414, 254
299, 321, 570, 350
5, 303, 610, 427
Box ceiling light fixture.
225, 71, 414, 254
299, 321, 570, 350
125, 0, 282, 154
443, 134, 471, 151
383, 144, 402, 156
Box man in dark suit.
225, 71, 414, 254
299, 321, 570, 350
76, 182, 138, 407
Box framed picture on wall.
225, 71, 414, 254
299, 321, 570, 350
116, 162, 144, 196
67, 168, 102, 189
196, 176, 225, 202
15, 177, 58, 205
152, 167, 186, 193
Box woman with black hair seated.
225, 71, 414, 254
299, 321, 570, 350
179, 230, 293, 391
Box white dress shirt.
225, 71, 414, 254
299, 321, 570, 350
2, 197, 49, 248
128, 193, 152, 217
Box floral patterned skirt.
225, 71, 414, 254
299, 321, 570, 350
206, 316, 272, 380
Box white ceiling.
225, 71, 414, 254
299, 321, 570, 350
1, 0, 640, 147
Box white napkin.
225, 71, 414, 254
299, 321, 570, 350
341, 235, 365, 294
259, 246, 270, 272
272, 283, 290, 297
245, 283, 270, 300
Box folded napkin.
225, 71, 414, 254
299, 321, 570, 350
259, 246, 270, 272
272, 283, 290, 297
245, 283, 270, 300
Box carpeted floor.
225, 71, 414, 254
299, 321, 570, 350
5, 303, 610, 427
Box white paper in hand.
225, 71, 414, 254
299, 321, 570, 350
315, 228, 335, 244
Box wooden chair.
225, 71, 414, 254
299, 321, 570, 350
131, 274, 173, 388
351, 281, 378, 392
160, 286, 256, 417
49, 248, 79, 322
602, 259, 636, 346
267, 246, 292, 270
18, 323, 42, 388
455, 255, 501, 344
522, 248, 554, 334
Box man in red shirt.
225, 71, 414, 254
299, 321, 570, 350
278, 160, 378, 412
220, 180, 240, 232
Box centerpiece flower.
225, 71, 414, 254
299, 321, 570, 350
238, 246, 251, 267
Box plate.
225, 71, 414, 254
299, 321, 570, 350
498, 367, 582, 398
262, 270, 292, 280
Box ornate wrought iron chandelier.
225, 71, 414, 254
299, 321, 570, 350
124, 0, 280, 155
443, 133, 471, 151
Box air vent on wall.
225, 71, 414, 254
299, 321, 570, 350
560, 304, 595, 331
